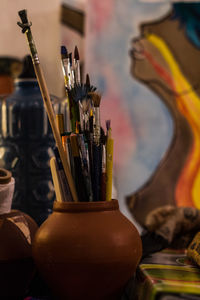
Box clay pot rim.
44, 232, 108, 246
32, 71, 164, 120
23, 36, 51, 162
0, 168, 12, 184
53, 199, 119, 213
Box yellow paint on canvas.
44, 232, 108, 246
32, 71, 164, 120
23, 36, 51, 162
146, 33, 200, 208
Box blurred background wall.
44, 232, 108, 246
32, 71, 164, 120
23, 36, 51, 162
0, 0, 63, 97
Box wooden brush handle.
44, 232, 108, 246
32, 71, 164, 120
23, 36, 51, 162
50, 157, 63, 203
92, 144, 102, 202
106, 138, 113, 201
101, 173, 106, 202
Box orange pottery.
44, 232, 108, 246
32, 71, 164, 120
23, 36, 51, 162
0, 210, 38, 298
32, 199, 142, 300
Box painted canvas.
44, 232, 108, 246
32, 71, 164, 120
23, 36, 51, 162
85, 1, 200, 227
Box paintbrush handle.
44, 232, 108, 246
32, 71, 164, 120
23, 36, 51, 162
101, 173, 107, 202
50, 157, 72, 202
93, 107, 101, 145
101, 144, 106, 202
70, 135, 88, 202
106, 138, 113, 201
50, 157, 63, 202
92, 144, 102, 202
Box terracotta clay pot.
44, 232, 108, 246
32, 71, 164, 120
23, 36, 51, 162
0, 209, 38, 298
32, 199, 142, 300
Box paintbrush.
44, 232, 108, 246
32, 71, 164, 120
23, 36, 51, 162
77, 134, 93, 201
50, 156, 64, 203
60, 46, 72, 132
89, 92, 101, 146
78, 100, 84, 132
80, 97, 93, 176
82, 98, 90, 132
74, 46, 81, 85
62, 134, 72, 173
61, 46, 71, 89
88, 92, 102, 201
101, 144, 107, 201
106, 120, 111, 136
56, 113, 65, 136
17, 9, 78, 202
85, 73, 90, 88
106, 123, 114, 201
70, 134, 88, 202
92, 142, 102, 201
69, 52, 75, 88
53, 147, 73, 202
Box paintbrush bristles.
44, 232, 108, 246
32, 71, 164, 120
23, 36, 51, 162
82, 98, 89, 113
86, 74, 90, 87
61, 45, 68, 58
69, 53, 72, 66
74, 46, 79, 60
88, 92, 101, 107
106, 120, 111, 132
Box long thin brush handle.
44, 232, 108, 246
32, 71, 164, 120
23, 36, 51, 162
50, 157, 63, 203
17, 9, 78, 202
50, 156, 72, 202
101, 144, 106, 202
70, 135, 88, 202
92, 144, 102, 202
106, 137, 113, 201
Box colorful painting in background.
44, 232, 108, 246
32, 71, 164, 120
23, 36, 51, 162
85, 1, 200, 228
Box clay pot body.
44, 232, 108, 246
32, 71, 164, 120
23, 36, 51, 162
0, 210, 38, 298
33, 200, 142, 300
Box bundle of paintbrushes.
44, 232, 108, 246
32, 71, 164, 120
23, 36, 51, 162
54, 44, 114, 202
17, 9, 114, 203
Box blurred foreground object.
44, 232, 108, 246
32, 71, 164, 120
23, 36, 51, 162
0, 167, 38, 298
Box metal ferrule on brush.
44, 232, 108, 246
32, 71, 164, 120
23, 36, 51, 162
25, 26, 39, 65
32, 54, 40, 65
93, 108, 101, 145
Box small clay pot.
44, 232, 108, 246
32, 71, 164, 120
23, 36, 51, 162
32, 200, 142, 300
0, 210, 38, 298
0, 168, 12, 184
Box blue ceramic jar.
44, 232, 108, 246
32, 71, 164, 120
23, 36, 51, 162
0, 78, 56, 225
